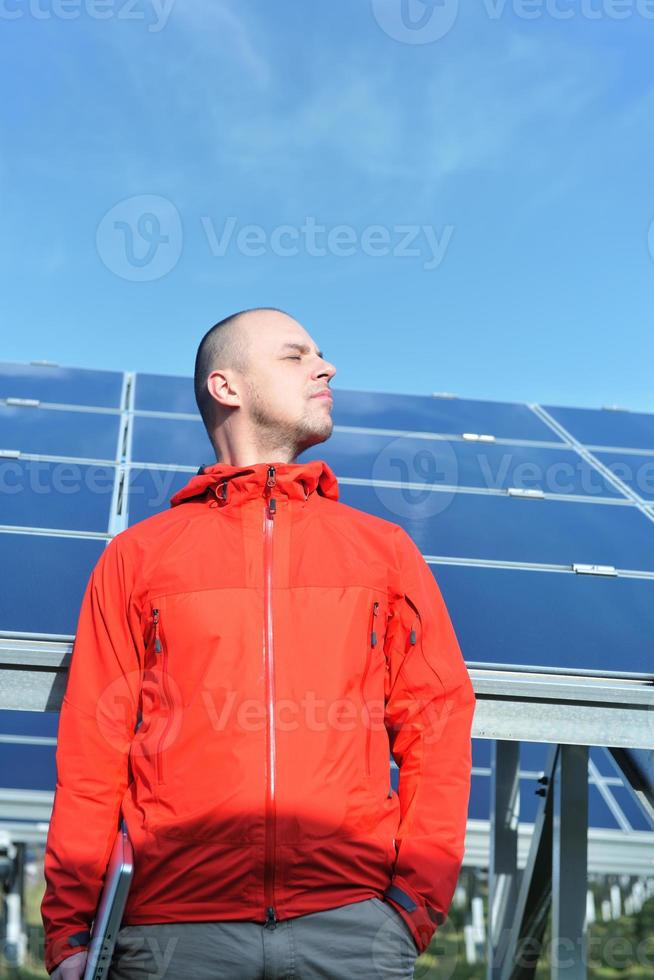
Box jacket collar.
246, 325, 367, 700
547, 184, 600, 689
170, 458, 339, 508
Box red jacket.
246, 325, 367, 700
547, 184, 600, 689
41, 459, 475, 973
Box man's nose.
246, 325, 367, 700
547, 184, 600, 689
315, 358, 337, 381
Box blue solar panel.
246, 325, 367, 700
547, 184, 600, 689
0, 710, 59, 737
333, 390, 562, 442
0, 460, 115, 533
433, 564, 654, 675
512, 778, 620, 829
339, 484, 654, 572
0, 533, 106, 634
0, 405, 120, 460
544, 405, 654, 451
472, 739, 492, 768
589, 746, 621, 778
468, 774, 492, 821
588, 785, 623, 830
594, 451, 654, 502
301, 431, 624, 499
610, 786, 653, 832
126, 467, 191, 525
131, 416, 214, 466
0, 743, 55, 791
0, 362, 123, 408
3, 361, 653, 843
518, 742, 548, 771
134, 372, 197, 414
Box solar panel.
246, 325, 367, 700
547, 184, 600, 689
338, 484, 654, 572
610, 786, 653, 832
134, 372, 197, 414
301, 432, 624, 498
472, 739, 492, 767
467, 772, 492, 821
0, 710, 58, 737
0, 743, 56, 791
1, 371, 650, 679
0, 362, 123, 409
0, 405, 120, 461
433, 564, 654, 676
0, 460, 115, 533
594, 451, 654, 502
1, 363, 652, 855
544, 404, 654, 451
0, 533, 106, 634
333, 390, 563, 442
130, 416, 213, 466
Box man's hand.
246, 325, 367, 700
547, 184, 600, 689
51, 950, 87, 979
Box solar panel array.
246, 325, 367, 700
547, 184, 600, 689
1, 359, 653, 840
2, 360, 654, 676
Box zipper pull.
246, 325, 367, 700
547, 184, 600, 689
266, 465, 277, 518
265, 906, 277, 929
371, 601, 379, 647
409, 622, 417, 646
153, 608, 161, 653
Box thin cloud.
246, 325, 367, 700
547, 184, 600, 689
215, 31, 610, 191
172, 0, 271, 88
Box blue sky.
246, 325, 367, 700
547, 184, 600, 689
2, 0, 653, 412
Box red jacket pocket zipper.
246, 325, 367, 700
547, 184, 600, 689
152, 606, 172, 785
361, 600, 379, 777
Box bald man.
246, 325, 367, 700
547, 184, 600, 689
42, 308, 475, 980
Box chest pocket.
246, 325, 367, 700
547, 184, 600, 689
361, 596, 392, 778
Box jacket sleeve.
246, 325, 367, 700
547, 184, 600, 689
41, 535, 143, 975
383, 525, 476, 954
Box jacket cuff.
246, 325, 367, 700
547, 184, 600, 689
383, 881, 444, 955
45, 933, 90, 975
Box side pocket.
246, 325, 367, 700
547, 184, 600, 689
370, 898, 418, 951
361, 600, 380, 777
151, 605, 172, 785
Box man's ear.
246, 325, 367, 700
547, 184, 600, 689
207, 368, 241, 410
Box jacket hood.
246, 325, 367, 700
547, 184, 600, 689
169, 458, 339, 508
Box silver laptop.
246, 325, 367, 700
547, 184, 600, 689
83, 818, 134, 980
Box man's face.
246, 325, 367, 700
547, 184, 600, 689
239, 312, 337, 456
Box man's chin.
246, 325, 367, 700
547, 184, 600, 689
296, 422, 333, 454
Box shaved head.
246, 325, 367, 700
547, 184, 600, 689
194, 307, 289, 433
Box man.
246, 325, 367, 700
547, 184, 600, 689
42, 308, 475, 979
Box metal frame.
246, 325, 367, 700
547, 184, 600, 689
4, 642, 653, 747
551, 745, 589, 980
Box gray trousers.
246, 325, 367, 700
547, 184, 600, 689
108, 898, 419, 979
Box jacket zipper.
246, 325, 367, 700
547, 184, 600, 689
361, 600, 379, 777
152, 606, 172, 785
263, 466, 278, 929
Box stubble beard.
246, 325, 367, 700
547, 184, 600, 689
246, 381, 333, 457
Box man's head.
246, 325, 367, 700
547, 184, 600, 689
194, 308, 337, 465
